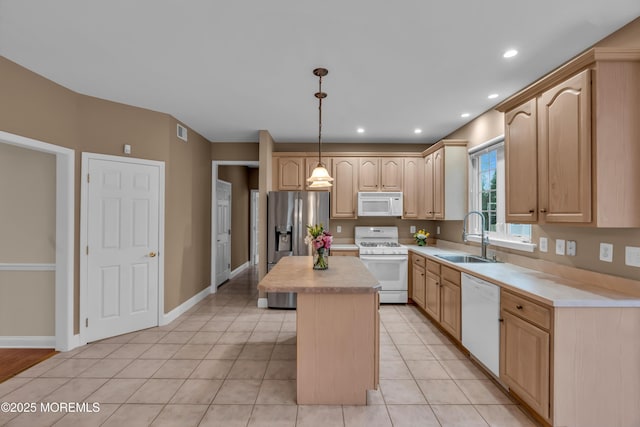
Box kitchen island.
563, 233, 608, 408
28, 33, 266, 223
258, 256, 380, 405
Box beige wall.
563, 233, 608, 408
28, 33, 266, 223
248, 168, 259, 189
438, 17, 640, 282
218, 166, 251, 270
0, 144, 56, 336
0, 55, 212, 334
0, 272, 55, 335
0, 144, 56, 262
211, 143, 259, 161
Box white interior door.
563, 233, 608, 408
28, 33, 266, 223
251, 190, 259, 265
216, 179, 231, 285
86, 158, 160, 342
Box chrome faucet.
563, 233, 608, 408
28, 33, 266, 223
462, 211, 490, 259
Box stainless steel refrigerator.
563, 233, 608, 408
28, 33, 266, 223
267, 191, 330, 308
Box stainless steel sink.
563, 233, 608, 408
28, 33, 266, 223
435, 254, 496, 264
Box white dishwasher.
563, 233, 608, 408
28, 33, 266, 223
461, 273, 500, 377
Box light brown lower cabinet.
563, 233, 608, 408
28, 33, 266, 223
409, 255, 461, 341
499, 288, 640, 427
500, 309, 550, 419
411, 261, 426, 308
439, 276, 461, 340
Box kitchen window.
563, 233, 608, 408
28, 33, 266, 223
468, 136, 534, 252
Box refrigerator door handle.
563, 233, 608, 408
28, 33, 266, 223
297, 195, 304, 254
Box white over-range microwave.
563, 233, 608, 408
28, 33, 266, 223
357, 192, 403, 217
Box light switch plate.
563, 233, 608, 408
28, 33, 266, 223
123, 144, 131, 154
555, 239, 565, 256
436, 226, 441, 235
600, 243, 613, 262
567, 240, 576, 256
625, 246, 640, 267
539, 237, 548, 253
410, 225, 416, 233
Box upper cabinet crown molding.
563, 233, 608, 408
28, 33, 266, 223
496, 47, 640, 113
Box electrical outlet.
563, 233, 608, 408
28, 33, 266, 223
555, 239, 565, 256
539, 237, 548, 253
436, 226, 441, 235
599, 243, 613, 262
567, 240, 576, 256
337, 226, 342, 233
123, 144, 131, 154
625, 246, 640, 267
410, 225, 416, 233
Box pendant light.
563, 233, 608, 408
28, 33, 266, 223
307, 67, 334, 188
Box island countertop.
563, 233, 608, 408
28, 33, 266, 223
258, 256, 380, 294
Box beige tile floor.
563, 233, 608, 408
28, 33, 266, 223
0, 267, 539, 426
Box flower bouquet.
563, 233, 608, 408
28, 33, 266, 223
413, 229, 430, 246
304, 223, 332, 270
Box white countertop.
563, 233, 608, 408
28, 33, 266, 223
407, 244, 640, 308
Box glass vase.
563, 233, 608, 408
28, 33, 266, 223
313, 247, 329, 270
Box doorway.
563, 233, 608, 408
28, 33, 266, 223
211, 160, 259, 292
215, 179, 232, 286
0, 131, 74, 351
80, 153, 165, 344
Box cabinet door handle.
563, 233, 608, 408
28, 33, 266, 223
516, 304, 523, 310
529, 209, 535, 213
540, 208, 547, 213
498, 318, 504, 322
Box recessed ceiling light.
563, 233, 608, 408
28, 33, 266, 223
488, 93, 499, 99
503, 49, 518, 58
357, 127, 365, 134
414, 128, 422, 134
461, 113, 470, 118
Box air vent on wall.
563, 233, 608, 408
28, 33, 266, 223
177, 124, 188, 142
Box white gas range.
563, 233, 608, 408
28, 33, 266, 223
355, 226, 408, 303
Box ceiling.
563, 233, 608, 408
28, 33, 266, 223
1, 1, 638, 144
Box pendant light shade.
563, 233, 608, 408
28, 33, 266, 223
306, 67, 333, 188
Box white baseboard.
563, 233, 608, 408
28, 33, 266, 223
230, 261, 250, 279
161, 286, 211, 325
257, 298, 268, 308
0, 336, 56, 348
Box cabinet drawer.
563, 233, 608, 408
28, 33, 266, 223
412, 254, 426, 267
426, 259, 441, 275
501, 290, 551, 330
441, 265, 460, 286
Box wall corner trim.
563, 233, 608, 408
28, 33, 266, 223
161, 286, 211, 326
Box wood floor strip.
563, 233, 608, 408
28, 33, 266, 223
0, 348, 57, 383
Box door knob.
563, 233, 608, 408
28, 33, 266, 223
148, 252, 157, 258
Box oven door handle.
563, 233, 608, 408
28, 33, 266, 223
359, 255, 408, 262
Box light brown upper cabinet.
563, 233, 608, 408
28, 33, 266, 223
331, 157, 358, 219
380, 158, 403, 191
304, 157, 331, 191
505, 99, 538, 223
498, 48, 640, 227
358, 157, 379, 191
538, 70, 591, 223
358, 157, 403, 192
402, 157, 421, 218
421, 141, 467, 220
276, 157, 304, 190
